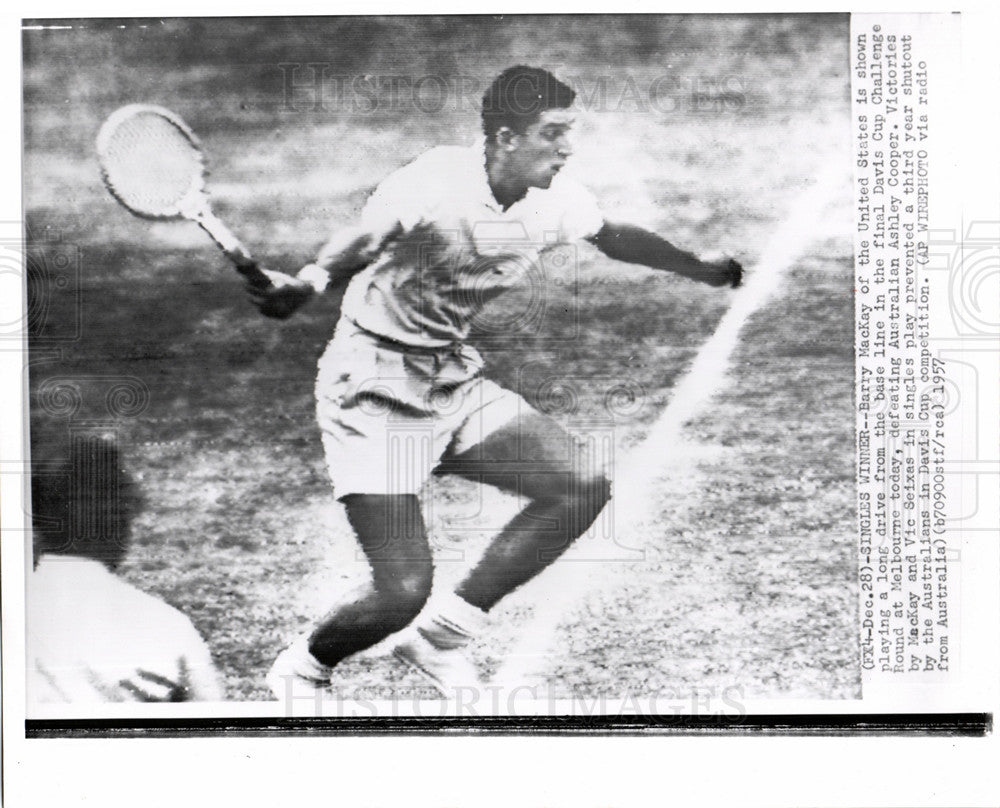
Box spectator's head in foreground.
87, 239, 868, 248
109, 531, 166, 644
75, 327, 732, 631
32, 433, 141, 571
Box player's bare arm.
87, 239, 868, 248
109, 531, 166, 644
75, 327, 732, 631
589, 220, 743, 288
248, 220, 400, 319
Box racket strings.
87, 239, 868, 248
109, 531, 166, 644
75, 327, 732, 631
99, 111, 204, 217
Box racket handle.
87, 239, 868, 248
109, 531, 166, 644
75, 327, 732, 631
193, 208, 272, 289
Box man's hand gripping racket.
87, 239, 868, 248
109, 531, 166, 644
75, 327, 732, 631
96, 104, 274, 291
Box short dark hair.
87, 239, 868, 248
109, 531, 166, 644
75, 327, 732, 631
31, 433, 139, 570
481, 65, 576, 138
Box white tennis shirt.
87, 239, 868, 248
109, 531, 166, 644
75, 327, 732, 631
27, 555, 223, 705
341, 140, 604, 348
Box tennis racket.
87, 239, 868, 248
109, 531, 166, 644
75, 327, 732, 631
96, 104, 272, 289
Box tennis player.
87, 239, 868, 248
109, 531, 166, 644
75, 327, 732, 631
255, 66, 742, 698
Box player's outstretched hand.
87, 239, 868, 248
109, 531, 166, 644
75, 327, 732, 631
247, 268, 314, 319
703, 258, 743, 289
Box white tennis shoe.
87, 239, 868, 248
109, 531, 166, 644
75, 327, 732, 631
393, 631, 483, 698
266, 637, 332, 702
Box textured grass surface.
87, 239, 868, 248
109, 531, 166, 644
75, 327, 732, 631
25, 15, 858, 703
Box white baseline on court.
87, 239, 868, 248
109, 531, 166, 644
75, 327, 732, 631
494, 163, 850, 691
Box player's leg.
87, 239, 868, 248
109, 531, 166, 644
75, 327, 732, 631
270, 326, 446, 695
441, 411, 611, 610
306, 493, 433, 666
394, 391, 610, 687
267, 493, 434, 696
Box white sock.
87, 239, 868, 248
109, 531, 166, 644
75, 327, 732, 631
283, 634, 333, 682
416, 591, 489, 651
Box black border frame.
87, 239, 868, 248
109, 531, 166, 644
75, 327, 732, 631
26, 712, 993, 737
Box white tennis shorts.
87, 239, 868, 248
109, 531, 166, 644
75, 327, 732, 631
315, 319, 528, 497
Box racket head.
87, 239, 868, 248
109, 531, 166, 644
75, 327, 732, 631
96, 104, 207, 220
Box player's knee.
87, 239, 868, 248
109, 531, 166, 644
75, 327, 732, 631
375, 565, 433, 630
395, 567, 433, 605
594, 474, 613, 506
571, 473, 612, 518
522, 471, 611, 513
